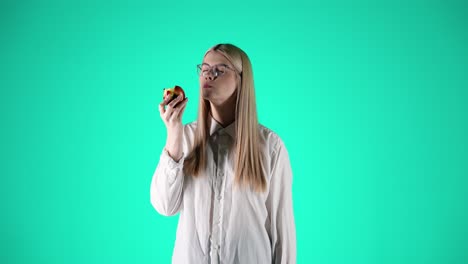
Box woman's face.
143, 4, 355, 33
199, 51, 239, 106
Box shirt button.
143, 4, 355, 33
219, 172, 224, 177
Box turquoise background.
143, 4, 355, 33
1, 0, 467, 263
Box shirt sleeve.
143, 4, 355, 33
266, 138, 297, 263
150, 147, 185, 216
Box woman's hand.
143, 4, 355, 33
158, 95, 188, 162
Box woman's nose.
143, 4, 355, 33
204, 71, 216, 81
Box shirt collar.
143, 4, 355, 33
209, 114, 236, 139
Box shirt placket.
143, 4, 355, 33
210, 130, 229, 264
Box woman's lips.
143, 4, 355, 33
203, 84, 212, 88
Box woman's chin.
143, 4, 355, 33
201, 89, 213, 99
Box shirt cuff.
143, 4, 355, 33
161, 148, 185, 169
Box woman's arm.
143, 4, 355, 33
150, 148, 185, 216
266, 138, 297, 263
151, 93, 188, 216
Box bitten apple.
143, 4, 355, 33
162, 85, 186, 103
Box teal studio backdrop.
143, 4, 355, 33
1, 0, 467, 263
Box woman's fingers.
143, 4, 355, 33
158, 101, 166, 115
177, 98, 189, 119
170, 98, 188, 121
158, 96, 173, 115
161, 96, 187, 123
167, 96, 185, 114
167, 95, 184, 109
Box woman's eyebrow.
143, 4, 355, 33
202, 63, 228, 67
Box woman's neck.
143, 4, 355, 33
210, 100, 236, 128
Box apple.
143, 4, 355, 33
162, 85, 185, 102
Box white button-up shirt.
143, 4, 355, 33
150, 117, 296, 263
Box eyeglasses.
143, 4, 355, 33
196, 63, 241, 78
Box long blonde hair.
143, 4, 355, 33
183, 43, 267, 192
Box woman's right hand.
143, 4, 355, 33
158, 95, 188, 162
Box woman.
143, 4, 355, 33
150, 43, 296, 263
